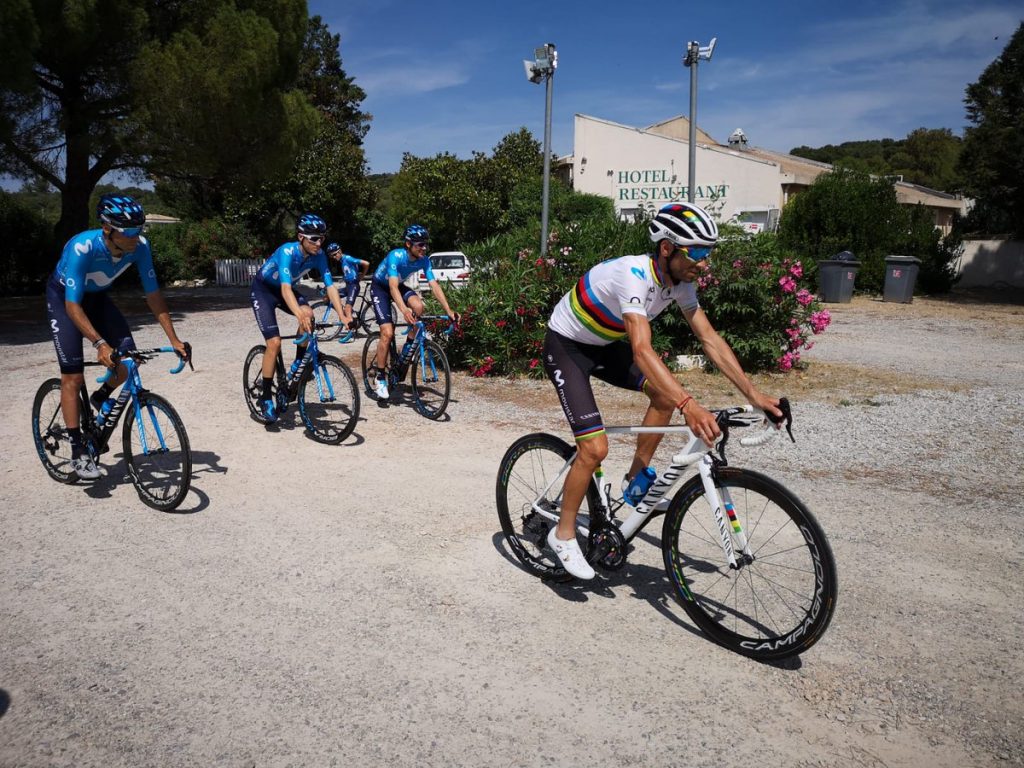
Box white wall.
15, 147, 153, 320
571, 115, 782, 220
958, 240, 1024, 288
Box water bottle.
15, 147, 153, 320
95, 398, 115, 426
288, 359, 302, 379
623, 466, 657, 507
399, 337, 416, 365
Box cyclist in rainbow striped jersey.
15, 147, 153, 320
543, 202, 783, 578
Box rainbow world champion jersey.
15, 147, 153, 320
548, 254, 699, 345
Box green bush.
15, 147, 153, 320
146, 218, 261, 282
0, 191, 56, 295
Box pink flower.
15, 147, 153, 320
560, 246, 573, 256
496, 320, 507, 329
529, 358, 540, 369
546, 258, 556, 266
515, 306, 526, 316
778, 350, 801, 371
778, 276, 797, 293
732, 260, 744, 269
810, 309, 832, 334
535, 258, 544, 267
795, 288, 814, 307
790, 262, 803, 278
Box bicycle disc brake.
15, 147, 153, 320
590, 523, 627, 571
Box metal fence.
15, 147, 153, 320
215, 259, 260, 287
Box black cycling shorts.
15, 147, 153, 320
370, 280, 417, 326
250, 277, 310, 340
543, 329, 645, 441
46, 275, 135, 374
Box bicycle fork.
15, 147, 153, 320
694, 454, 753, 570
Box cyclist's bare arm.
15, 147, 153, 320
624, 312, 719, 442
280, 283, 313, 333
426, 280, 457, 322
144, 290, 188, 358
389, 276, 416, 323
683, 306, 782, 419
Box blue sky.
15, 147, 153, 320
316, 0, 1020, 174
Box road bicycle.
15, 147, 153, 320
310, 280, 388, 342
243, 323, 360, 444
31, 347, 193, 511
495, 401, 838, 661
360, 316, 452, 420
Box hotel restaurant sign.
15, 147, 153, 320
614, 169, 728, 203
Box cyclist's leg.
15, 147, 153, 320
341, 282, 359, 327
47, 277, 86, 431
87, 292, 136, 405
593, 343, 671, 480
370, 281, 396, 370
251, 279, 285, 413
542, 331, 608, 537
293, 294, 312, 362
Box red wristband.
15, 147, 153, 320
677, 396, 693, 413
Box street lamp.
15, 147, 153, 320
524, 42, 557, 256
682, 37, 716, 204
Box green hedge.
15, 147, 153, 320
145, 218, 262, 282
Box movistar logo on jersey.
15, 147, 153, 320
631, 267, 646, 280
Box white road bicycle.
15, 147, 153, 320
496, 400, 838, 661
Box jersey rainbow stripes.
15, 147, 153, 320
548, 254, 699, 346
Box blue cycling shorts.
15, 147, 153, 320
370, 280, 417, 326
250, 277, 310, 340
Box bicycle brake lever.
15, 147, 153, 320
765, 396, 795, 442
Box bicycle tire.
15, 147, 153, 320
243, 344, 277, 423
410, 339, 451, 419
298, 355, 360, 444
360, 332, 393, 400
31, 378, 77, 483
311, 300, 343, 341
122, 392, 192, 511
662, 466, 837, 661
496, 433, 600, 581
357, 303, 381, 336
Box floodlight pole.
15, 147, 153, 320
683, 38, 716, 204
541, 55, 554, 257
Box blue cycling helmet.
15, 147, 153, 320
97, 194, 146, 229
404, 224, 429, 244
324, 242, 341, 257
297, 213, 327, 236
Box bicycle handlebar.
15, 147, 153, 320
95, 345, 193, 383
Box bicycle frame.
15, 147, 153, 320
529, 412, 765, 571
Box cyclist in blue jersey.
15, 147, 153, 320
543, 202, 782, 579
250, 214, 347, 423
46, 194, 191, 480
324, 242, 369, 334
369, 224, 459, 400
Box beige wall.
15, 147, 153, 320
571, 115, 782, 220
958, 240, 1024, 288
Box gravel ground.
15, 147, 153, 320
1, 288, 1022, 767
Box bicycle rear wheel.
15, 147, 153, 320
357, 303, 382, 336
496, 433, 600, 581
411, 339, 451, 419
298, 355, 360, 444
662, 467, 837, 661
311, 300, 343, 341
122, 392, 192, 511
243, 345, 279, 423
31, 378, 77, 483
360, 332, 393, 400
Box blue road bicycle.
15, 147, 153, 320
32, 347, 194, 511
243, 323, 360, 444
360, 316, 453, 420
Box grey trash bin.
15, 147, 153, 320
817, 253, 860, 303
883, 256, 921, 303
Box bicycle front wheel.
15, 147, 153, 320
311, 300, 343, 341
411, 339, 451, 419
31, 378, 77, 483
662, 467, 837, 661
122, 392, 192, 511
496, 433, 600, 581
243, 344, 277, 423
360, 332, 391, 400
298, 355, 360, 444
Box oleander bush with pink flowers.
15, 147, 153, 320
437, 217, 830, 377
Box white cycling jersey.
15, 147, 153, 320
548, 254, 699, 346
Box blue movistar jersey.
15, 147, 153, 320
258, 241, 334, 289
373, 248, 435, 285
339, 254, 363, 283
53, 230, 159, 303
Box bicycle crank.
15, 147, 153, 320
589, 524, 627, 571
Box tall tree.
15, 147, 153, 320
958, 22, 1024, 237
0, 0, 318, 243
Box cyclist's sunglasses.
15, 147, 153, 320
302, 234, 325, 243
409, 241, 429, 249
110, 224, 145, 237
675, 245, 712, 264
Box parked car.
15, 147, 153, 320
418, 251, 471, 288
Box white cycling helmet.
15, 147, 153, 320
648, 202, 718, 248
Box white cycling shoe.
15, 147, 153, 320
71, 456, 101, 481
374, 377, 390, 400
547, 527, 595, 580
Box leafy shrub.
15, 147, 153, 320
146, 218, 261, 282
0, 191, 56, 295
